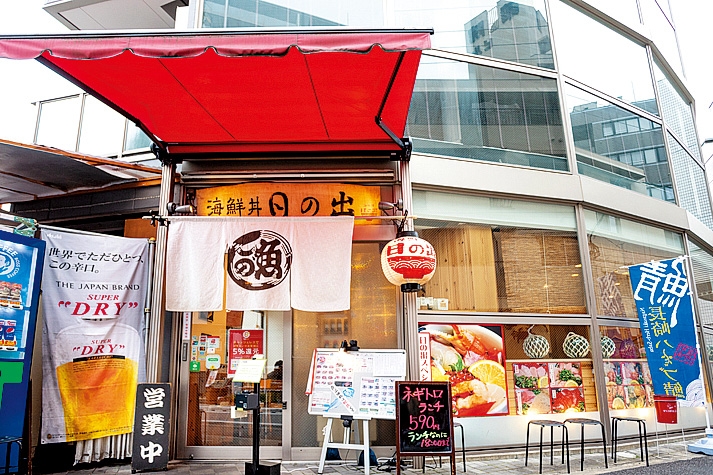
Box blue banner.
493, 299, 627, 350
628, 257, 704, 406
0, 230, 45, 471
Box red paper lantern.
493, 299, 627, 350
381, 231, 436, 292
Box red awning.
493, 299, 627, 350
0, 30, 431, 158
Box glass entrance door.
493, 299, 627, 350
176, 310, 287, 460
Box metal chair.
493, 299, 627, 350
525, 420, 570, 474
432, 422, 466, 472
453, 421, 466, 472
611, 416, 649, 466
564, 418, 607, 471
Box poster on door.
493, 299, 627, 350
228, 329, 264, 377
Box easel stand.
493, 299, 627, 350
318, 415, 372, 475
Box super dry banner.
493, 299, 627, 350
40, 230, 148, 443
0, 230, 45, 445
628, 257, 704, 406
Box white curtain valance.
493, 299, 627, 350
165, 217, 354, 312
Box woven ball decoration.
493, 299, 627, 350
601, 336, 616, 359
523, 332, 550, 359
563, 332, 590, 358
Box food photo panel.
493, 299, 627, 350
607, 381, 626, 410
551, 387, 585, 413
419, 323, 508, 416
516, 388, 551, 415
513, 363, 550, 390
549, 362, 583, 388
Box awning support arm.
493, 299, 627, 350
374, 51, 411, 161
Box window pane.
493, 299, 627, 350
654, 61, 701, 160
550, 1, 657, 115
407, 58, 567, 171
668, 134, 713, 228
291, 243, 397, 447
414, 191, 585, 314
565, 85, 672, 201
124, 122, 153, 152
689, 240, 713, 327
202, 0, 227, 27
78, 96, 126, 157
584, 209, 684, 319
640, 0, 683, 75
583, 0, 641, 27
35, 96, 81, 151
395, 0, 553, 68
200, 0, 554, 69
205, 0, 381, 28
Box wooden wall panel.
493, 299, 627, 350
421, 226, 498, 311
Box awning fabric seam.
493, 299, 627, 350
0, 33, 432, 60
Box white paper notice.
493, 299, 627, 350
373, 352, 406, 377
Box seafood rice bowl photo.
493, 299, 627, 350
419, 324, 508, 416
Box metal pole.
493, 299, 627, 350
683, 256, 712, 431
398, 159, 419, 382
399, 158, 423, 471
146, 152, 175, 382
253, 382, 261, 474
144, 238, 156, 355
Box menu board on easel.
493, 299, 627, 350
306, 348, 407, 420
396, 381, 455, 475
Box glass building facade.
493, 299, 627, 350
181, 0, 713, 457
28, 0, 713, 462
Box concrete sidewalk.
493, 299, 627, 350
42, 435, 709, 475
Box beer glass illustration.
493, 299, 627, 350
55, 321, 141, 439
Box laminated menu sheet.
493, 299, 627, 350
306, 348, 407, 420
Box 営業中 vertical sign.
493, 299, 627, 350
132, 383, 171, 472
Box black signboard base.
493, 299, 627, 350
245, 461, 281, 475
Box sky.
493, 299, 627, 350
0, 1, 712, 159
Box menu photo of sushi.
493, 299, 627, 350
621, 361, 653, 409
513, 363, 551, 415
549, 362, 585, 412
516, 388, 552, 415
514, 363, 549, 390
607, 383, 627, 410
604, 361, 626, 410
549, 362, 582, 388
551, 387, 586, 413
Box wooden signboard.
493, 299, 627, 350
395, 381, 455, 475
